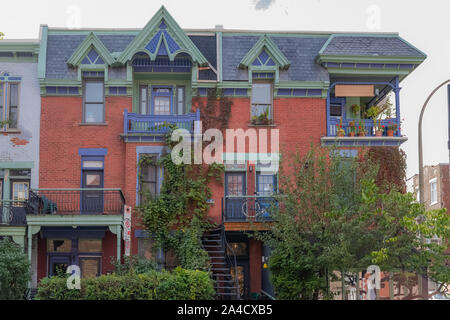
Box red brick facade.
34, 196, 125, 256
38, 93, 326, 291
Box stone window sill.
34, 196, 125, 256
1, 129, 22, 135
248, 123, 277, 128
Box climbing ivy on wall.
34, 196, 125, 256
362, 147, 407, 193
194, 88, 232, 133
138, 91, 231, 270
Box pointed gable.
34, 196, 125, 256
67, 32, 115, 67
239, 34, 290, 70
117, 6, 209, 66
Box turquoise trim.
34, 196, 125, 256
0, 161, 34, 169
239, 34, 290, 70
117, 6, 209, 66
67, 32, 115, 67
38, 25, 48, 79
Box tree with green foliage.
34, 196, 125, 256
259, 145, 449, 300
0, 238, 31, 300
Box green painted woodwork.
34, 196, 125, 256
325, 68, 411, 76
239, 34, 290, 70
67, 32, 115, 67
0, 40, 39, 63
26, 214, 124, 228
317, 54, 426, 65
222, 32, 331, 38
275, 81, 329, 89
0, 161, 34, 169
117, 6, 209, 66
132, 79, 192, 114
217, 31, 223, 82
0, 226, 26, 248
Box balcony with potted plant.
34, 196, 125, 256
322, 77, 407, 147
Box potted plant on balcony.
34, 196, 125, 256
336, 118, 345, 137
348, 120, 356, 137
366, 106, 383, 137
357, 119, 367, 137
387, 122, 398, 137
351, 104, 361, 116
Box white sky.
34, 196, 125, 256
1, 0, 449, 178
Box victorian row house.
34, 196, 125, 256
0, 6, 426, 298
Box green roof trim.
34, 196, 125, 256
239, 34, 290, 70
117, 6, 209, 66
67, 32, 115, 67
38, 25, 48, 79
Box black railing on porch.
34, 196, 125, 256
0, 200, 27, 226
222, 196, 276, 222
26, 189, 125, 215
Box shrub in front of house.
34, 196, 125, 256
36, 267, 215, 300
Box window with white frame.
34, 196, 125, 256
430, 179, 437, 205
83, 80, 104, 123
0, 82, 19, 129
251, 82, 272, 124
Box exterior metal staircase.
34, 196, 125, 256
202, 225, 240, 300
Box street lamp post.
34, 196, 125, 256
418, 79, 450, 204
417, 79, 450, 300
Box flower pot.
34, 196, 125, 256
387, 130, 394, 137
358, 132, 366, 137
337, 131, 345, 137
348, 132, 355, 137
375, 130, 383, 137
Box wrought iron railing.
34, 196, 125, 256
328, 117, 401, 137
26, 189, 125, 215
223, 195, 276, 222
221, 225, 241, 300
0, 200, 27, 226
123, 109, 200, 135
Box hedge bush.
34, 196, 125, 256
0, 238, 31, 300
36, 267, 215, 300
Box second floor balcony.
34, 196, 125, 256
122, 109, 200, 142
223, 195, 276, 223
25, 189, 125, 216
322, 78, 408, 147
0, 200, 27, 226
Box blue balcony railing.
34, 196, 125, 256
328, 117, 401, 137
0, 200, 27, 226
123, 109, 200, 135
223, 196, 276, 222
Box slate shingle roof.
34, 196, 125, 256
321, 36, 426, 57
221, 35, 330, 82
46, 33, 217, 80
44, 32, 425, 81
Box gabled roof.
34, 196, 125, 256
67, 32, 115, 67
239, 34, 290, 70
117, 6, 209, 66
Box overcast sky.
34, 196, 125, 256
1, 0, 449, 178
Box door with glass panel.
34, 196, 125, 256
225, 173, 246, 221
256, 174, 276, 219
81, 171, 104, 214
